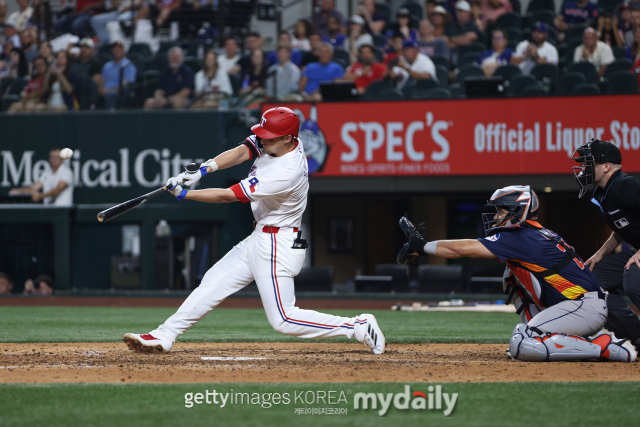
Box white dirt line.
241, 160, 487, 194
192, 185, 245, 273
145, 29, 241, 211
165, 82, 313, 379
201, 357, 269, 361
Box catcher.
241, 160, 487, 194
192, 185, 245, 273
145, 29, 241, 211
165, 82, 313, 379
397, 185, 637, 362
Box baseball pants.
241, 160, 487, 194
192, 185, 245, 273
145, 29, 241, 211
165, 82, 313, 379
160, 227, 361, 342
592, 249, 640, 346
525, 292, 607, 337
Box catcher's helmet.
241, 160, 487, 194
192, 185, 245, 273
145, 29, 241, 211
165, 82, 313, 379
482, 185, 539, 236
251, 107, 300, 140
572, 139, 622, 198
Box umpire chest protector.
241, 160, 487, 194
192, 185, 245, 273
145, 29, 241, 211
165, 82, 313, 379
590, 170, 640, 249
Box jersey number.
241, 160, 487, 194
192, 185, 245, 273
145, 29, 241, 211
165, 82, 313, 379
248, 177, 259, 193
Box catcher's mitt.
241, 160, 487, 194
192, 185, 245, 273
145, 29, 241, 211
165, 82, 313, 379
397, 215, 428, 266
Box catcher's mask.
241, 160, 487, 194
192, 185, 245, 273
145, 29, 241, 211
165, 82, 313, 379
482, 185, 539, 236
572, 139, 622, 198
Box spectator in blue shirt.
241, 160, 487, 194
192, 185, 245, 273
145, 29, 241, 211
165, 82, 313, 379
99, 41, 137, 110
145, 47, 194, 109
299, 42, 344, 100
475, 28, 514, 76
267, 31, 303, 67
554, 0, 599, 42
322, 15, 347, 50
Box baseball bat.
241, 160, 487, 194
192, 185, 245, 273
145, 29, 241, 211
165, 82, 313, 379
96, 162, 202, 223
97, 186, 167, 222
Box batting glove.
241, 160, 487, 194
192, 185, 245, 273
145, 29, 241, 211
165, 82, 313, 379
181, 160, 218, 187
166, 177, 188, 201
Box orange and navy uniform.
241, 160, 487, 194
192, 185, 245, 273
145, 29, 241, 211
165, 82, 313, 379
478, 222, 603, 308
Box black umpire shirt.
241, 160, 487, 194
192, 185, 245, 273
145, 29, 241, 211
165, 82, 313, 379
590, 170, 640, 249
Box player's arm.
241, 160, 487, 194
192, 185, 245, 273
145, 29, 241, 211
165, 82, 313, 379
182, 188, 238, 203
430, 239, 497, 259
585, 231, 624, 270
179, 144, 252, 187
9, 181, 43, 195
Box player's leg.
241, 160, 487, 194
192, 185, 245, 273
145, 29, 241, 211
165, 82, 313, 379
250, 230, 385, 354
527, 295, 606, 337
593, 250, 640, 348
123, 239, 254, 352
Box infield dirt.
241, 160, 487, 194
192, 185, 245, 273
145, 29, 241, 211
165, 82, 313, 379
1, 342, 639, 384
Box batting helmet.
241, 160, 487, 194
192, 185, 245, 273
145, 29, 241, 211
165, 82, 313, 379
482, 185, 539, 236
251, 107, 300, 140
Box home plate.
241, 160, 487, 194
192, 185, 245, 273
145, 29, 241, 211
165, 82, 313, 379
201, 357, 268, 361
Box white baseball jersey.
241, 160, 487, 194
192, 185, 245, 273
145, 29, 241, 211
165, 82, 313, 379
230, 136, 309, 228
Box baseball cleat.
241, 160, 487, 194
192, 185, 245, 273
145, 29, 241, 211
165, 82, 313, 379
123, 332, 173, 353
591, 331, 637, 362
355, 314, 386, 355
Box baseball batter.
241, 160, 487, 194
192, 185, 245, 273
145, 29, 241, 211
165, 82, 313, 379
123, 107, 385, 354
398, 185, 637, 362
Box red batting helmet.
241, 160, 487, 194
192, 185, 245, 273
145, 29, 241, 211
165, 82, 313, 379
251, 107, 300, 139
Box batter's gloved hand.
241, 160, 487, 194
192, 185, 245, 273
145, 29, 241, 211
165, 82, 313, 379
180, 160, 218, 187
397, 214, 428, 265
166, 177, 187, 201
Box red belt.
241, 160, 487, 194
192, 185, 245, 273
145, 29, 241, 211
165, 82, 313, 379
262, 226, 298, 234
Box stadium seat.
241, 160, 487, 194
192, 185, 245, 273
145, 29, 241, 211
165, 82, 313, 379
526, 0, 556, 13
521, 84, 548, 96
528, 9, 555, 27
458, 42, 486, 57
376, 2, 392, 21
1, 94, 20, 111
372, 45, 384, 63
141, 70, 159, 100
496, 12, 522, 30
598, 0, 623, 12
493, 64, 522, 81
6, 77, 28, 95
333, 49, 350, 66
568, 62, 597, 83
435, 64, 449, 87
98, 43, 113, 56
605, 70, 639, 94
424, 87, 453, 99
402, 2, 424, 19
530, 63, 559, 88
372, 33, 386, 47
374, 264, 410, 293
507, 74, 537, 95
77, 76, 98, 110
612, 46, 627, 60
97, 52, 114, 67
375, 87, 404, 99
556, 72, 587, 94
571, 83, 600, 95
128, 43, 153, 58
186, 41, 213, 58
362, 80, 394, 99
431, 54, 450, 70
604, 58, 634, 79
417, 265, 468, 293
0, 77, 13, 97
502, 26, 522, 42
415, 79, 439, 90
126, 51, 145, 62
565, 37, 584, 63
409, 88, 432, 99
448, 82, 465, 96
228, 73, 242, 96
458, 51, 480, 66
184, 56, 201, 74
294, 266, 333, 292
158, 41, 181, 57
510, 0, 521, 14
455, 64, 484, 84
566, 26, 588, 41
333, 57, 348, 70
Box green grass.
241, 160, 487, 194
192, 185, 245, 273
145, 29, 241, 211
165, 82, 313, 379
0, 382, 637, 427
0, 306, 518, 344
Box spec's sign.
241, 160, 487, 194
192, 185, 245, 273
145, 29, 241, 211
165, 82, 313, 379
264, 95, 640, 176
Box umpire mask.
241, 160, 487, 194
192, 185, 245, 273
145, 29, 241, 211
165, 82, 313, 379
572, 143, 595, 198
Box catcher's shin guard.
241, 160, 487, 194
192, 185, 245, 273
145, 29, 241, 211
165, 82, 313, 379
509, 324, 601, 362
590, 331, 638, 362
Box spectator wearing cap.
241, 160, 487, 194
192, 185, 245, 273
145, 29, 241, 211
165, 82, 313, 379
555, 0, 598, 43
145, 47, 194, 110
418, 18, 451, 59
19, 28, 37, 63
386, 8, 419, 41
265, 45, 301, 100
267, 31, 302, 67
4, 21, 21, 48
72, 38, 101, 84
389, 39, 437, 89
24, 274, 54, 295
99, 41, 137, 110
219, 37, 241, 74
431, 5, 449, 38
574, 27, 614, 78
357, 0, 386, 35
322, 15, 347, 50
313, 0, 346, 38
624, 8, 640, 47
479, 0, 511, 27
0, 272, 13, 294
511, 22, 558, 75
445, 1, 481, 49
342, 44, 387, 94
6, 0, 32, 31
475, 28, 513, 76
345, 14, 373, 63
299, 42, 344, 100
55, 0, 105, 39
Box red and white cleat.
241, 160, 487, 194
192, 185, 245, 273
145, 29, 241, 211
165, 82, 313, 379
123, 332, 173, 353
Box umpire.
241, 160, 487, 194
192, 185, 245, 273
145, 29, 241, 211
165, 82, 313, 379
573, 140, 640, 350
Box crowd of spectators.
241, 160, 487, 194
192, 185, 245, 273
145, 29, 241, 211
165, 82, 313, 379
0, 272, 55, 295
1, 0, 639, 111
